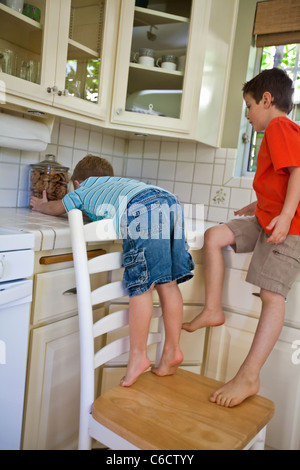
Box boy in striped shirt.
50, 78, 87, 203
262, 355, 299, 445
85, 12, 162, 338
30, 155, 194, 387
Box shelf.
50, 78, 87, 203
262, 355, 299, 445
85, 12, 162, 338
0, 3, 42, 55
130, 62, 183, 76
128, 63, 184, 94
134, 6, 190, 27
0, 3, 42, 33
68, 39, 99, 60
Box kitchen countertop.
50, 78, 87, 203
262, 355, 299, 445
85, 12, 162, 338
0, 208, 207, 252
0, 208, 71, 251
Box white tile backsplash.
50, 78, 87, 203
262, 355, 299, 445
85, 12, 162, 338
0, 117, 254, 224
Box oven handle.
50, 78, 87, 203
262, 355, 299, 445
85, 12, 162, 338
0, 281, 32, 307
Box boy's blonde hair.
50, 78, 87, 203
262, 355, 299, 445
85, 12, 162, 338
71, 155, 114, 184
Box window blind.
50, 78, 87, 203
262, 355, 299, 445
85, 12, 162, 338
254, 0, 300, 47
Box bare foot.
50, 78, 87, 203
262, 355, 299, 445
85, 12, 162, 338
120, 355, 151, 387
209, 369, 260, 408
182, 307, 225, 332
151, 348, 183, 377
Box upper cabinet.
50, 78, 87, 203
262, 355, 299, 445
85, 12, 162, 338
111, 0, 211, 135
0, 0, 239, 146
0, 0, 119, 121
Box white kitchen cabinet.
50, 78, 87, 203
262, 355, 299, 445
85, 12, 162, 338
0, 0, 119, 121
204, 311, 300, 450
22, 315, 80, 450
111, 0, 238, 144
22, 246, 110, 450
1, 0, 239, 143
194, 0, 239, 146
111, 0, 211, 136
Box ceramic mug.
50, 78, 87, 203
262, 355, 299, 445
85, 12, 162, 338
6, 0, 24, 12
134, 48, 155, 67
156, 54, 178, 71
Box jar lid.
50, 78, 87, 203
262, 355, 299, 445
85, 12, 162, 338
30, 154, 69, 172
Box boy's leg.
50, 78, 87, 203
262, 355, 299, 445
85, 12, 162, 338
210, 288, 285, 407
120, 289, 154, 387
152, 281, 184, 377
182, 224, 236, 332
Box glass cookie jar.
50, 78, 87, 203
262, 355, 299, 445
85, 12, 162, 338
30, 154, 69, 201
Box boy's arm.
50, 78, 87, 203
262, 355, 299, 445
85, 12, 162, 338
30, 190, 66, 216
266, 166, 300, 244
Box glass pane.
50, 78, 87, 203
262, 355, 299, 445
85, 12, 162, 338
0, 0, 45, 84
247, 130, 264, 173
247, 44, 300, 172
65, 0, 105, 103
126, 0, 192, 119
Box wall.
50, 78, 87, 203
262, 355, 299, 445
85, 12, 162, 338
0, 117, 256, 223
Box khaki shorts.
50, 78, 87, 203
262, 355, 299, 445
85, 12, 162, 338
226, 216, 300, 298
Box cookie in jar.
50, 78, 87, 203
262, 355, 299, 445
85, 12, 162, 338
29, 154, 69, 202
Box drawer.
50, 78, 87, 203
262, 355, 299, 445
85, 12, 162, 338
0, 249, 34, 282
32, 268, 108, 324
32, 268, 78, 324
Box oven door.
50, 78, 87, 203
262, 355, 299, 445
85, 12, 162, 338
0, 279, 32, 450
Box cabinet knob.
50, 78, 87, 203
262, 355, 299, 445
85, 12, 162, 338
47, 87, 69, 97
47, 86, 59, 95
116, 108, 123, 115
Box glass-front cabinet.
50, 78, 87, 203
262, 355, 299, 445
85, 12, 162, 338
111, 0, 211, 135
0, 0, 118, 120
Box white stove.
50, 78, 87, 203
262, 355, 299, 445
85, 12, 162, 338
0, 228, 35, 252
0, 227, 34, 450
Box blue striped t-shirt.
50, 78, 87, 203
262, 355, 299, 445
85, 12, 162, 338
62, 176, 161, 236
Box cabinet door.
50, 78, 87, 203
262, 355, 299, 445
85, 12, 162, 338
195, 0, 239, 146
52, 0, 119, 120
0, 0, 59, 106
22, 315, 80, 450
204, 311, 300, 450
111, 0, 211, 135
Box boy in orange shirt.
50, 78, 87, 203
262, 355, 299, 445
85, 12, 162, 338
183, 68, 300, 407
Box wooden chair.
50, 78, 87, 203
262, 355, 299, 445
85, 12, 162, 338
68, 208, 275, 451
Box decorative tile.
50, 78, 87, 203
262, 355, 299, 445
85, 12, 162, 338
211, 186, 229, 206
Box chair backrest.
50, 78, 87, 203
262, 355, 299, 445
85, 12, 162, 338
68, 209, 165, 440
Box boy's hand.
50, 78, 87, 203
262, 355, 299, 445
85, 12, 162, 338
266, 213, 291, 244
30, 190, 48, 212
234, 201, 257, 217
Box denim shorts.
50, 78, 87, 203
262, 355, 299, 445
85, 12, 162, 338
120, 188, 195, 297
226, 216, 300, 297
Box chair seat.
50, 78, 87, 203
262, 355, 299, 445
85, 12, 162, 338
92, 369, 275, 450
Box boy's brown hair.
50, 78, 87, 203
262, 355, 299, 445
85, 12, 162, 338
242, 68, 294, 114
71, 155, 114, 184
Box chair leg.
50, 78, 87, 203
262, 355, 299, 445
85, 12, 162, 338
248, 427, 267, 450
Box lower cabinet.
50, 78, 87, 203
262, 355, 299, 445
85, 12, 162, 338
204, 311, 300, 450
22, 246, 110, 450
22, 315, 80, 450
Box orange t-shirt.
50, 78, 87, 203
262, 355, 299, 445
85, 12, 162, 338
253, 116, 300, 234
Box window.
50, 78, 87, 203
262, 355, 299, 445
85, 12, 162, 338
243, 43, 300, 174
